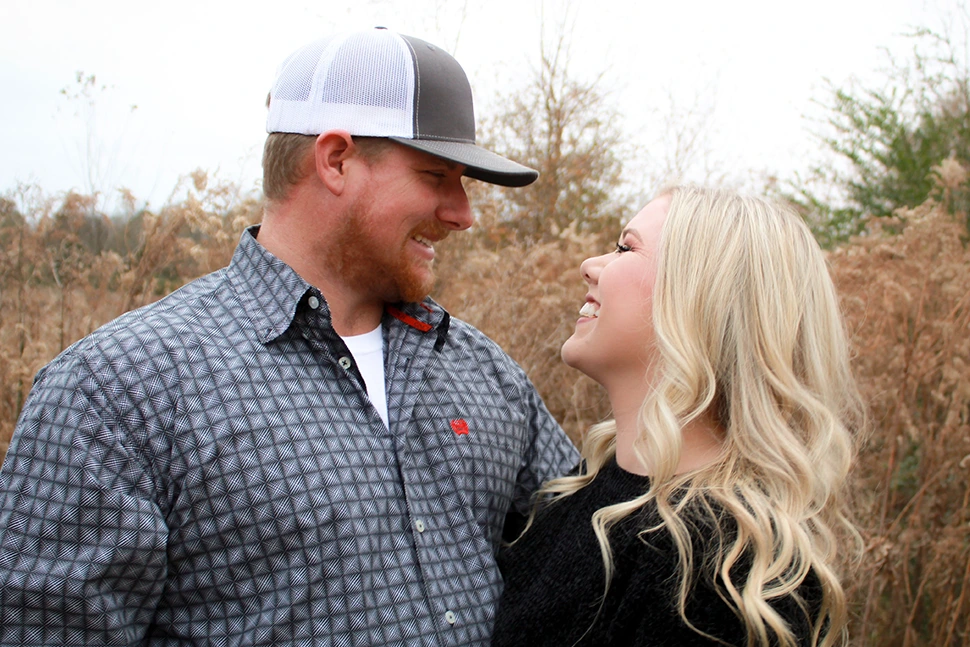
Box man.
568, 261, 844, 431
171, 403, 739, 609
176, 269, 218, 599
0, 28, 578, 646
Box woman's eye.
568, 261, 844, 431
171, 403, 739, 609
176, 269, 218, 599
615, 242, 632, 253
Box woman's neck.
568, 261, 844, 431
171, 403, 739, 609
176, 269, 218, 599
609, 382, 651, 475
609, 386, 724, 477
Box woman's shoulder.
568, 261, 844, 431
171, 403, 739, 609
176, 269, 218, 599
529, 457, 653, 518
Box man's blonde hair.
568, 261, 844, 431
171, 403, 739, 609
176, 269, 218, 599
261, 134, 394, 202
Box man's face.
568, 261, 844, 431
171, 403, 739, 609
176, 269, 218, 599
326, 142, 473, 305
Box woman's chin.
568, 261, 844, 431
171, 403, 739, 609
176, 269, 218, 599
560, 339, 579, 369
560, 339, 593, 377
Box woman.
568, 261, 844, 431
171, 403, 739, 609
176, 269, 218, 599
492, 186, 863, 647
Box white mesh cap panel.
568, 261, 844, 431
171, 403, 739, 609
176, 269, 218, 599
272, 37, 331, 103
267, 30, 415, 137
265, 27, 539, 186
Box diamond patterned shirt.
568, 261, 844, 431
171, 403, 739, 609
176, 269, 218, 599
0, 227, 579, 646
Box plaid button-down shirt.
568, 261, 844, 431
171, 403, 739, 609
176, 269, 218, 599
0, 227, 579, 646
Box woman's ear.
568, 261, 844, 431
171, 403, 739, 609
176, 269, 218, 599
314, 130, 355, 196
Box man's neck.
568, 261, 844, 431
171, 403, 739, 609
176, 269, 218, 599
325, 293, 384, 336
255, 210, 385, 337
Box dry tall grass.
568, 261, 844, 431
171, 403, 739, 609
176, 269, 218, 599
434, 217, 612, 443
0, 171, 968, 644
829, 161, 970, 646
0, 173, 260, 456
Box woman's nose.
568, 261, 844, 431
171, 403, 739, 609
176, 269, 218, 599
580, 254, 607, 284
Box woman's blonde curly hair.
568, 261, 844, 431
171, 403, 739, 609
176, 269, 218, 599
537, 185, 864, 647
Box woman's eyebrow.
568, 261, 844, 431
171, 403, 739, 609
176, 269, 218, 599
619, 228, 643, 241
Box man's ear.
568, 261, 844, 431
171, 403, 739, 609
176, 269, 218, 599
314, 130, 356, 196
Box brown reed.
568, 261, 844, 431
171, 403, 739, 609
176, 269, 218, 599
1, 170, 968, 644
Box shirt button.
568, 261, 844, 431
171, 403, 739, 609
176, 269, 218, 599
414, 520, 425, 533
307, 296, 320, 309
444, 610, 457, 625
338, 356, 352, 369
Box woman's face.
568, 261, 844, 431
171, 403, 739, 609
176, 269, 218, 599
561, 195, 670, 388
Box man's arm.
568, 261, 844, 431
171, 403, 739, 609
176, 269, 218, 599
0, 357, 168, 646
509, 371, 579, 518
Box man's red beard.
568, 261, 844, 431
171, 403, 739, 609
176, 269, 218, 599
326, 196, 450, 304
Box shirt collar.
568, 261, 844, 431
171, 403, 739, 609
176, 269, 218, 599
228, 225, 450, 344
228, 225, 312, 344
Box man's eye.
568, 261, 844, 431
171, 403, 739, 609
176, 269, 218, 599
615, 242, 632, 253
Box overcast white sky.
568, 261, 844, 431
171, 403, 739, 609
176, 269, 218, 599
0, 0, 959, 213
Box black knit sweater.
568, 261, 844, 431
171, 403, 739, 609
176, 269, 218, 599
492, 458, 820, 646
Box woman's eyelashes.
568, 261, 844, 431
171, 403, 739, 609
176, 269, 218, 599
615, 241, 632, 253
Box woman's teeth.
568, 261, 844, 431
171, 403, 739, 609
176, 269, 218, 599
579, 302, 598, 318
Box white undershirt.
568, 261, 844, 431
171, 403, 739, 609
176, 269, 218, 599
339, 326, 388, 429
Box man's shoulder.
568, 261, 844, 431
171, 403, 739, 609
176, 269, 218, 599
441, 315, 520, 364
48, 269, 232, 373
444, 315, 496, 343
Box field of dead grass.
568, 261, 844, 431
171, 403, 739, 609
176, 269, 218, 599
1, 175, 968, 644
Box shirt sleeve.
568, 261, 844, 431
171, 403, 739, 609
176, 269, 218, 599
0, 355, 169, 646
509, 368, 579, 517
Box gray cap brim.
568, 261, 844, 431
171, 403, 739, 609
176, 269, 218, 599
390, 138, 538, 188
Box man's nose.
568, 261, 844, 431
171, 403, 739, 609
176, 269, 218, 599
437, 179, 473, 230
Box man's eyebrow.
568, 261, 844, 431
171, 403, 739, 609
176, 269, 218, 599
432, 159, 461, 171
419, 154, 460, 171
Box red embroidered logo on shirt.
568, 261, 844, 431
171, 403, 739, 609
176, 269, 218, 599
450, 419, 469, 436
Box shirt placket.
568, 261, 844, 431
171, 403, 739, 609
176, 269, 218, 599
385, 313, 496, 647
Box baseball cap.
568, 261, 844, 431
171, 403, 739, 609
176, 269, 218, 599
266, 27, 538, 187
